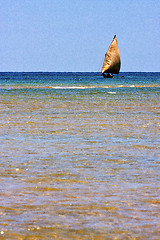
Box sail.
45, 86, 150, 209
101, 35, 121, 74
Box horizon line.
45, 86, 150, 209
0, 71, 160, 73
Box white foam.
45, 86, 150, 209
108, 92, 116, 94
51, 86, 94, 89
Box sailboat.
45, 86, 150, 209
101, 35, 121, 78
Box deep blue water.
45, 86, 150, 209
0, 72, 160, 87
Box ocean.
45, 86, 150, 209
0, 72, 160, 239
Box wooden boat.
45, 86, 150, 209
101, 35, 121, 78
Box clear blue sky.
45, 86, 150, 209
0, 0, 160, 72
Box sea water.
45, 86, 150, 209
0, 72, 160, 239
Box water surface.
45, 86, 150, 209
0, 72, 160, 239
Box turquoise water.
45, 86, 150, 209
0, 72, 160, 239
0, 72, 160, 88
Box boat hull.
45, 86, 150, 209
102, 73, 113, 78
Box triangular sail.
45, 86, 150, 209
101, 35, 121, 74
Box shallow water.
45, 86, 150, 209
0, 72, 160, 239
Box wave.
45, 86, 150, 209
0, 84, 159, 90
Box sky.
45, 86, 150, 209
0, 0, 160, 72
